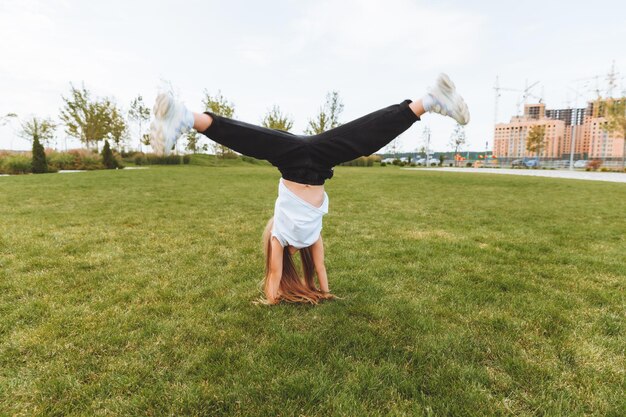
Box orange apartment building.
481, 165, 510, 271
583, 99, 625, 159
493, 100, 624, 161
493, 103, 566, 159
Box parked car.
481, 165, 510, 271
511, 158, 538, 168
525, 159, 539, 168
416, 157, 439, 166
574, 160, 588, 168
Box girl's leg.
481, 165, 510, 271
196, 112, 307, 168
193, 112, 212, 131
308, 72, 469, 168
308, 99, 422, 167
150, 93, 307, 167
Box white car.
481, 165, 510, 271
416, 157, 439, 166
574, 160, 588, 168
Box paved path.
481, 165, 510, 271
403, 167, 626, 183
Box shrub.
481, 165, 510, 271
101, 140, 119, 169
121, 150, 141, 158
146, 154, 184, 165
466, 162, 473, 167
587, 159, 602, 171
380, 162, 386, 167
48, 152, 78, 170
1, 155, 32, 174
32, 137, 48, 174
133, 153, 148, 165
77, 155, 104, 170
68, 148, 97, 159
600, 167, 609, 172
221, 150, 239, 159
241, 155, 262, 164
339, 156, 377, 167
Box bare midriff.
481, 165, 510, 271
282, 178, 325, 208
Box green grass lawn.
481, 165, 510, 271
1, 165, 624, 416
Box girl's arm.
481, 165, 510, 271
266, 237, 284, 304
311, 236, 330, 293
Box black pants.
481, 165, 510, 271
200, 99, 419, 185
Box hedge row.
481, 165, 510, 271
0, 149, 123, 175
127, 153, 190, 165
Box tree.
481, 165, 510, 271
305, 91, 343, 134
449, 124, 466, 166
141, 133, 151, 148
202, 90, 236, 157
386, 136, 401, 159
599, 97, 626, 168
262, 105, 294, 132
128, 94, 151, 152
105, 100, 128, 152
19, 116, 57, 147
59, 84, 128, 151
101, 140, 118, 169
526, 124, 546, 166
1, 113, 17, 127
185, 129, 201, 153
31, 136, 48, 174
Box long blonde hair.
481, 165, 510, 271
260, 217, 333, 305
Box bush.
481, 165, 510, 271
587, 159, 602, 171
241, 155, 262, 164
380, 162, 386, 167
146, 154, 185, 165
130, 153, 187, 165
221, 151, 239, 159
339, 156, 377, 167
466, 162, 473, 167
32, 137, 48, 174
64, 149, 103, 170
48, 152, 78, 170
133, 153, 148, 165
77, 155, 104, 170
600, 167, 609, 172
121, 150, 141, 158
1, 155, 32, 174
101, 140, 119, 169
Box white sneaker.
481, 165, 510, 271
424, 73, 470, 125
149, 92, 194, 155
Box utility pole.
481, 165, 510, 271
423, 126, 431, 167
485, 140, 489, 167
569, 124, 577, 170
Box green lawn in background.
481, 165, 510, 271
0, 165, 624, 416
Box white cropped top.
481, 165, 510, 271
271, 179, 329, 249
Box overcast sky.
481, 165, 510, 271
1, 0, 625, 152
